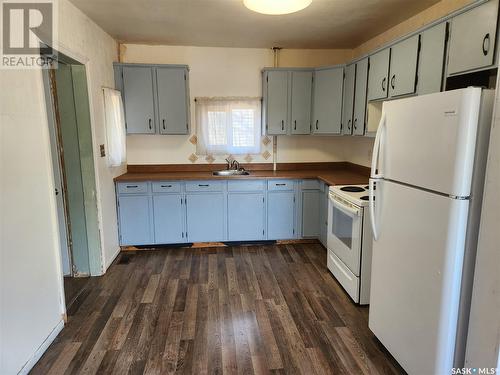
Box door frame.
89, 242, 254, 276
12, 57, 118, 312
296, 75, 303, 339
42, 49, 103, 277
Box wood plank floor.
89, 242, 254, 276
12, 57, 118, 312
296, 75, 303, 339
31, 243, 404, 374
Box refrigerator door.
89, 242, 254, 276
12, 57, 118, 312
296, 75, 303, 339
373, 88, 483, 197
369, 180, 469, 375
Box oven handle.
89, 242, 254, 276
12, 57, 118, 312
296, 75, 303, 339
330, 196, 361, 217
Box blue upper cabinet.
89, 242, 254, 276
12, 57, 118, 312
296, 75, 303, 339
114, 63, 190, 135
312, 67, 344, 135
156, 67, 190, 134
153, 193, 185, 244
121, 66, 156, 134
265, 70, 289, 135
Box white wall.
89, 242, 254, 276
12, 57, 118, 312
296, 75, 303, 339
122, 44, 373, 166
0, 0, 120, 373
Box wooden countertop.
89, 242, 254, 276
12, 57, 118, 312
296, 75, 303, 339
115, 162, 370, 186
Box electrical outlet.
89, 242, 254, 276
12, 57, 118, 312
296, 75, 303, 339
100, 144, 106, 157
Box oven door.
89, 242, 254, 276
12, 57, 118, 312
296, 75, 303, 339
327, 192, 363, 276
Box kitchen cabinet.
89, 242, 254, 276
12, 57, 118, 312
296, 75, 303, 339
156, 67, 190, 134
153, 194, 185, 244
342, 64, 356, 135
388, 35, 420, 97
418, 22, 448, 95
268, 192, 296, 240
265, 70, 289, 135
121, 66, 156, 134
301, 189, 320, 238
186, 192, 225, 242
353, 58, 369, 136
368, 49, 390, 101
114, 63, 190, 135
228, 193, 266, 241
312, 67, 344, 135
118, 195, 153, 245
291, 71, 313, 134
447, 0, 499, 75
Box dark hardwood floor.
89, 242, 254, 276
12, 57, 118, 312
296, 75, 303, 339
31, 243, 404, 374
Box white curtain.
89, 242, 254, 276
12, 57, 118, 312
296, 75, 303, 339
196, 97, 262, 155
103, 88, 126, 167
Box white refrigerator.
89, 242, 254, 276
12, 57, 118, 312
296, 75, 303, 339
368, 88, 494, 375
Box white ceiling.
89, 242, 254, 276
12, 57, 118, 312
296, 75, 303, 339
68, 0, 441, 49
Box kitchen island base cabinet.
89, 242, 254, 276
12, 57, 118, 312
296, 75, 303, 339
153, 195, 185, 244
227, 193, 265, 241
267, 191, 296, 240
186, 193, 225, 242
118, 195, 153, 245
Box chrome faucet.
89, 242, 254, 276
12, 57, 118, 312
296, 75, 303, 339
231, 160, 240, 171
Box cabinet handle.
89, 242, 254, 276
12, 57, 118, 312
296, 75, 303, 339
294, 120, 297, 130
162, 119, 166, 130
148, 118, 152, 130
391, 75, 395, 90
161, 184, 172, 188
354, 118, 357, 130
276, 183, 287, 186
281, 120, 284, 131
482, 33, 490, 56
382, 77, 386, 92
126, 185, 138, 188
347, 119, 351, 131
198, 184, 210, 187
315, 119, 319, 130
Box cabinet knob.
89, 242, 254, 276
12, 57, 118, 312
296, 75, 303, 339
483, 33, 491, 56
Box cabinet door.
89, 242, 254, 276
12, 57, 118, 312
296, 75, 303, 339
153, 194, 185, 244
388, 35, 420, 97
302, 190, 320, 238
448, 0, 498, 75
342, 64, 356, 135
118, 195, 153, 245
268, 192, 295, 240
157, 68, 189, 134
228, 193, 265, 241
353, 58, 369, 136
418, 22, 447, 95
312, 67, 344, 134
122, 66, 156, 134
368, 49, 390, 101
266, 71, 288, 135
186, 193, 225, 242
291, 71, 313, 134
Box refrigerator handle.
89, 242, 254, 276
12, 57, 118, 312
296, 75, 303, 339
371, 112, 386, 179
369, 179, 379, 240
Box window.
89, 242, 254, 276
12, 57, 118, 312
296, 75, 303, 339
196, 97, 261, 155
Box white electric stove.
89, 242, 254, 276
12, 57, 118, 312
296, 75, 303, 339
327, 184, 373, 304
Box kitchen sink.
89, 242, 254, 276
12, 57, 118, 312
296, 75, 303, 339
212, 170, 250, 176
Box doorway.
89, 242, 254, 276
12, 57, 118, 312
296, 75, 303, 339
43, 53, 102, 310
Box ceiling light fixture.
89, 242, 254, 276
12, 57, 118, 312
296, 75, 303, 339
243, 0, 312, 15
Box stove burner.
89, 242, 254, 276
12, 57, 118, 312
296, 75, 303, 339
360, 196, 370, 201
340, 186, 365, 193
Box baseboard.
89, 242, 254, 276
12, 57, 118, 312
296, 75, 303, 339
18, 319, 64, 375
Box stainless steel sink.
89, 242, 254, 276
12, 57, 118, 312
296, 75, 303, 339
212, 170, 250, 176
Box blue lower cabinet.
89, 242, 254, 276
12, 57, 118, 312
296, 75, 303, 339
153, 194, 185, 244
301, 190, 320, 238
186, 193, 225, 242
267, 191, 296, 240
118, 195, 153, 245
228, 193, 265, 241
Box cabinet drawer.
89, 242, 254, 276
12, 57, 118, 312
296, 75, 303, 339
301, 179, 320, 190
117, 182, 149, 194
268, 180, 295, 191
228, 180, 265, 192
152, 181, 182, 193
185, 181, 224, 192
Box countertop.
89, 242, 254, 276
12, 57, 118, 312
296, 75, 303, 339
114, 163, 370, 186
